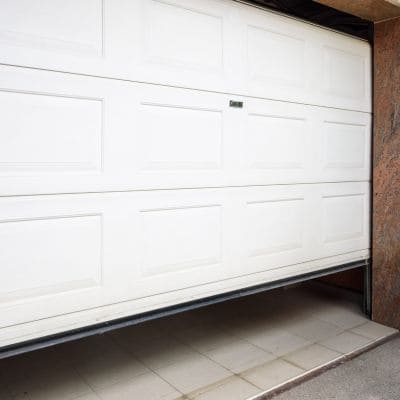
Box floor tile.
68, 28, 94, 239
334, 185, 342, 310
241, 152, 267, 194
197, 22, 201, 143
1, 284, 392, 400
0, 385, 11, 400
74, 394, 102, 400
319, 331, 372, 354
244, 328, 312, 357
283, 344, 342, 370
350, 321, 398, 340
287, 318, 344, 343
315, 307, 368, 330
203, 339, 275, 373
55, 335, 124, 367
8, 367, 93, 400
127, 336, 200, 370
155, 354, 232, 394
189, 376, 260, 400
177, 328, 238, 353
95, 371, 181, 400
75, 347, 149, 390
241, 359, 305, 391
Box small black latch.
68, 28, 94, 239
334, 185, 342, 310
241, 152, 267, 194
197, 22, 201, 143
229, 100, 243, 108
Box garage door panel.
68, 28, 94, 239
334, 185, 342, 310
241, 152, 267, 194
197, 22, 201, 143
0, 66, 236, 195
142, 0, 223, 72
240, 99, 312, 185
0, 0, 104, 57
243, 196, 308, 274
0, 65, 370, 196
0, 1, 371, 112
0, 190, 231, 327
238, 3, 371, 111
0, 0, 235, 94
242, 7, 309, 102
0, 0, 107, 78
0, 89, 103, 173
0, 66, 127, 195
132, 192, 230, 297
320, 189, 370, 258
129, 0, 236, 93
137, 98, 224, 172
237, 185, 313, 276
139, 205, 222, 277
235, 183, 369, 276
0, 184, 369, 328
322, 46, 366, 101
0, 0, 372, 342
245, 114, 307, 170
317, 109, 371, 182
0, 193, 145, 327
240, 99, 371, 186
0, 195, 108, 328
0, 214, 102, 304
133, 84, 233, 189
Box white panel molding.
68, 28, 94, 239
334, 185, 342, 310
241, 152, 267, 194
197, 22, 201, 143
0, 182, 370, 330
0, 65, 371, 196
0, 0, 372, 347
0, 88, 103, 172
0, 0, 372, 111
0, 248, 369, 348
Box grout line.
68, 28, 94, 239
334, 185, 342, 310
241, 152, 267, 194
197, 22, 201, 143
246, 332, 399, 400
158, 310, 394, 398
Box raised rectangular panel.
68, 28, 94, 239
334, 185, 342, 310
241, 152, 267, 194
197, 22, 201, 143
0, 214, 102, 303
322, 121, 367, 169
322, 194, 365, 244
0, 1, 371, 112
140, 204, 222, 277
323, 46, 366, 100
144, 0, 223, 71
240, 3, 371, 110
247, 25, 305, 87
139, 102, 223, 170
246, 113, 306, 170
0, 90, 102, 173
0, 0, 103, 56
246, 198, 305, 259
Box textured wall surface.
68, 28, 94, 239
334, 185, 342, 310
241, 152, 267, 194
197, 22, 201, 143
373, 17, 400, 329
315, 0, 400, 22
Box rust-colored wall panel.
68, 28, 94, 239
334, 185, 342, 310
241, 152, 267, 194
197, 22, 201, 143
373, 17, 400, 329
315, 0, 400, 22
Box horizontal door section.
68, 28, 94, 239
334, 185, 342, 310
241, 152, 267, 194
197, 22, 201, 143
0, 0, 371, 111
0, 66, 371, 196
0, 182, 369, 328
237, 3, 371, 112
240, 98, 371, 186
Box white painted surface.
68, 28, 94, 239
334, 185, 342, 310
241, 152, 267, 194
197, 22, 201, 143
0, 0, 371, 346
0, 182, 369, 329
0, 65, 371, 196
0, 0, 371, 111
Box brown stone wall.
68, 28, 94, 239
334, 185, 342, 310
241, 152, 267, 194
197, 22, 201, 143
373, 17, 400, 329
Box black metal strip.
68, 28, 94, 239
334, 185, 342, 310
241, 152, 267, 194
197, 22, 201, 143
0, 259, 368, 359
363, 259, 372, 318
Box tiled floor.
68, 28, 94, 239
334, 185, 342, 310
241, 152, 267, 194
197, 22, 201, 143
0, 284, 397, 400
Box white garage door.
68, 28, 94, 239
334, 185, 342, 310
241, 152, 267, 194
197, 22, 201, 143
0, 0, 371, 346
